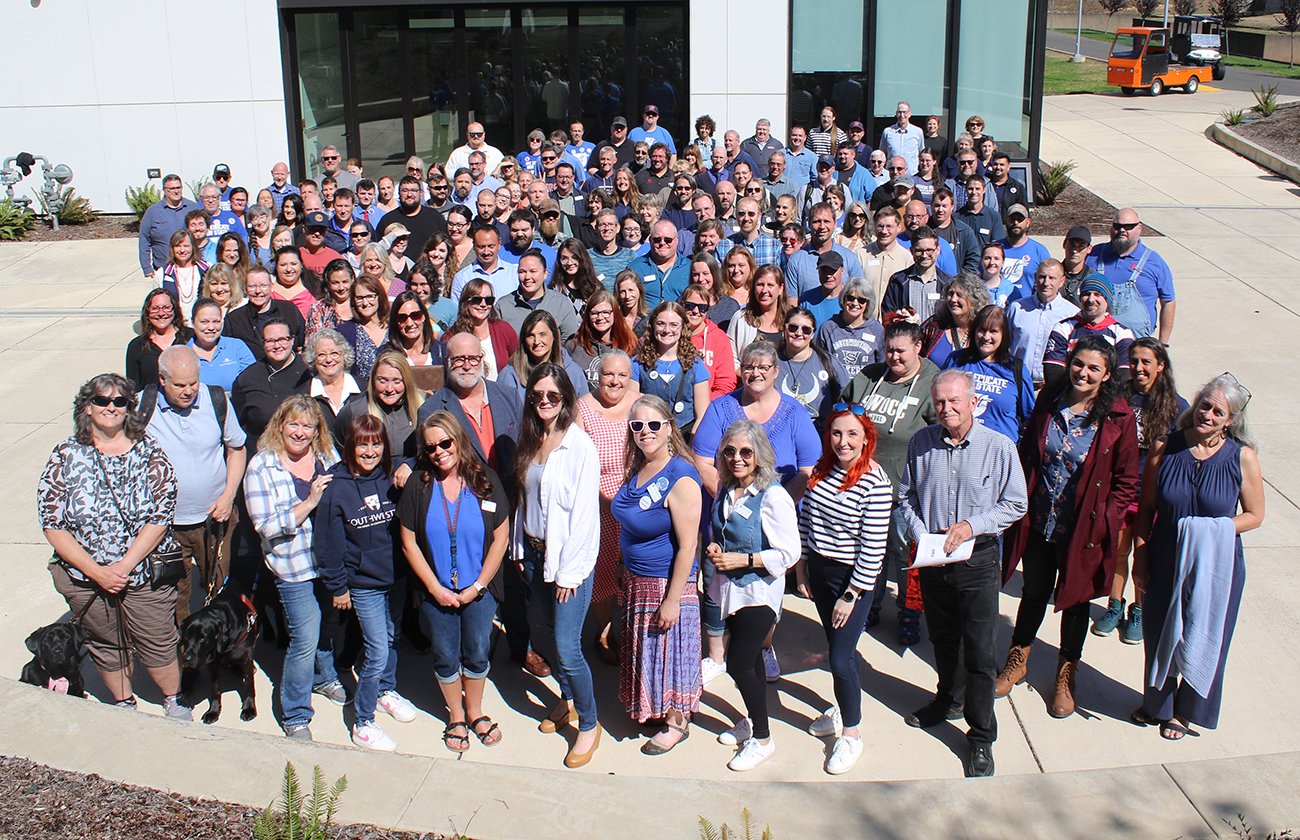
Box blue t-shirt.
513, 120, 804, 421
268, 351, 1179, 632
797, 287, 845, 325
207, 210, 242, 242
425, 482, 488, 591
997, 237, 1052, 296
944, 354, 1036, 442
566, 141, 596, 170
192, 336, 257, 393
637, 358, 711, 429
692, 392, 821, 480
516, 151, 542, 176
628, 126, 677, 155
613, 457, 701, 578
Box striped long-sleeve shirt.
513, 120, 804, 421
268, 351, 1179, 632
799, 463, 892, 593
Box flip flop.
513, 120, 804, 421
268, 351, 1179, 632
1129, 708, 1161, 727
442, 721, 470, 752
470, 715, 503, 747
1160, 720, 1200, 741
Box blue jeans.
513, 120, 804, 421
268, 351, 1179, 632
523, 545, 598, 732
276, 578, 338, 729
422, 588, 498, 684
699, 558, 726, 637
350, 587, 394, 726
807, 553, 873, 729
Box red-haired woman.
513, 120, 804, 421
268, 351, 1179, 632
795, 402, 892, 775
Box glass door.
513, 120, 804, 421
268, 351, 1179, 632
353, 11, 408, 183
410, 12, 458, 170
295, 12, 347, 181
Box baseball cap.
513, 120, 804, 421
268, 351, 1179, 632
304, 210, 329, 227
893, 175, 915, 189
817, 251, 844, 272
849, 121, 865, 131
817, 155, 835, 169
380, 224, 410, 251
1066, 224, 1092, 245
1004, 203, 1030, 220
643, 104, 659, 116
612, 116, 628, 128
213, 164, 231, 178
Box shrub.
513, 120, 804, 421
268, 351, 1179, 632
700, 808, 773, 840
1037, 159, 1078, 206
1221, 107, 1248, 126
1251, 83, 1280, 118
0, 198, 37, 241
125, 183, 161, 222
38, 186, 98, 224
187, 177, 210, 203
252, 762, 347, 840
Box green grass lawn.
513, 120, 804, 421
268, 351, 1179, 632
1051, 28, 1300, 79
1043, 51, 1112, 95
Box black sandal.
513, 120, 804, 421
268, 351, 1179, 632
1160, 720, 1200, 741
469, 715, 502, 746
1129, 708, 1161, 727
442, 721, 470, 753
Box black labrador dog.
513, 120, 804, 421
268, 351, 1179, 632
21, 622, 86, 698
178, 584, 258, 724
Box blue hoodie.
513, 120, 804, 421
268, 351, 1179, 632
313, 462, 401, 595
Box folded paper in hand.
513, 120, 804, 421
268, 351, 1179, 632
909, 533, 975, 568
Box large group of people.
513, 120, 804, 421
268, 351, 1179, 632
37, 104, 1262, 778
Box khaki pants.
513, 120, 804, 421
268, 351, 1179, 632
174, 509, 238, 623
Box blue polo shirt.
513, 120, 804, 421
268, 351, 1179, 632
145, 387, 246, 526
1085, 241, 1175, 331
192, 335, 257, 393
626, 253, 691, 308
450, 259, 519, 303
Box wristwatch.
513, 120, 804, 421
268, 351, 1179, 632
840, 589, 857, 603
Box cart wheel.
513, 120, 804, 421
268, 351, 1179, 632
1212, 63, 1225, 81
1121, 86, 1136, 96
1149, 78, 1164, 97
1184, 75, 1199, 93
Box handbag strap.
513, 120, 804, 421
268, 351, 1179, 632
92, 448, 133, 530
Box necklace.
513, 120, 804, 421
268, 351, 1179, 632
439, 478, 463, 589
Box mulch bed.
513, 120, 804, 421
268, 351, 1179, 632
0, 755, 451, 840
18, 215, 138, 243
1030, 179, 1128, 239
1233, 101, 1300, 166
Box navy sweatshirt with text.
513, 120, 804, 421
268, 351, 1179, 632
313, 462, 401, 595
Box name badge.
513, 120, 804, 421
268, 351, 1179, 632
867, 260, 880, 267
861, 333, 876, 343
643, 274, 656, 285
647, 483, 664, 503
734, 502, 754, 519
674, 401, 686, 414
597, 273, 605, 282
481, 500, 497, 513
980, 228, 990, 235
927, 292, 940, 300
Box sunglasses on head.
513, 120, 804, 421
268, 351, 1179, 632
832, 402, 867, 415
91, 395, 132, 408
629, 419, 666, 433
721, 446, 755, 460
467, 295, 496, 307
528, 389, 563, 406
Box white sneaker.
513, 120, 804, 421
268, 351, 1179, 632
727, 737, 775, 772
700, 657, 728, 687
762, 647, 780, 682
377, 690, 418, 723
825, 735, 863, 775
352, 721, 397, 752
808, 706, 842, 737
718, 717, 752, 746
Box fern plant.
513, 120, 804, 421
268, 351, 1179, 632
1038, 159, 1078, 205
252, 761, 348, 840
38, 186, 98, 224
124, 183, 161, 221
0, 198, 37, 241
700, 808, 773, 840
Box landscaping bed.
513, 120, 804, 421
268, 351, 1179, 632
16, 214, 137, 243
1031, 179, 1121, 239
1232, 101, 1300, 168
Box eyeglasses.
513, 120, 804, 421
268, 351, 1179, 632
832, 402, 867, 415
844, 294, 870, 306
1220, 371, 1252, 408
785, 324, 814, 336
91, 395, 131, 408
448, 353, 484, 368
589, 308, 614, 319
429, 438, 455, 451
682, 301, 709, 313
354, 293, 379, 304
912, 246, 939, 255
467, 295, 495, 307
263, 335, 292, 346
629, 419, 666, 433
528, 390, 563, 406
721, 446, 755, 461
650, 236, 674, 244
148, 306, 174, 315
316, 351, 342, 361
395, 310, 425, 324
1112, 221, 1140, 231
740, 363, 775, 375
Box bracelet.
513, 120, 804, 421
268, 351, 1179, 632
747, 552, 755, 569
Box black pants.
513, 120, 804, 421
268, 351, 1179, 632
807, 555, 873, 729
725, 605, 777, 739
1010, 530, 1090, 662
919, 542, 1001, 748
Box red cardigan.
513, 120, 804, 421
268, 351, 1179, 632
1002, 387, 1140, 612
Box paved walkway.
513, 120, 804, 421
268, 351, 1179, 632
0, 86, 1297, 837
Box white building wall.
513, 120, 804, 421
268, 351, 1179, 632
1, 0, 288, 214
689, 0, 790, 146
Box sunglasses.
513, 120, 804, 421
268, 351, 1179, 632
528, 390, 563, 406
721, 446, 755, 460
395, 310, 425, 324
429, 438, 455, 451
467, 295, 496, 307
832, 402, 867, 415
468, 132, 485, 138
1112, 221, 1140, 231
682, 301, 709, 313
1220, 371, 1252, 408
844, 294, 870, 306
91, 395, 132, 408
541, 156, 558, 162
629, 419, 666, 433
785, 323, 814, 336
650, 236, 674, 244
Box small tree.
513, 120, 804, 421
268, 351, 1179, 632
1213, 0, 1249, 54
1098, 0, 1128, 33
1278, 0, 1300, 67
1136, 0, 1160, 21
1174, 0, 1198, 14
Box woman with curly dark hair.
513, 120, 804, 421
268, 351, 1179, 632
636, 301, 711, 438
694, 114, 719, 160
39, 373, 187, 718
125, 288, 189, 389
996, 335, 1140, 719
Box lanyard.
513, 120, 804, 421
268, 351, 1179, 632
440, 481, 463, 589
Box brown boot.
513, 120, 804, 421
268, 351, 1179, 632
1050, 656, 1078, 718
994, 645, 1031, 698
